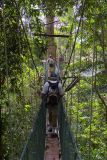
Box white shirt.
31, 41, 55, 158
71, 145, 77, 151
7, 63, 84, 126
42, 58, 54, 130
42, 80, 64, 96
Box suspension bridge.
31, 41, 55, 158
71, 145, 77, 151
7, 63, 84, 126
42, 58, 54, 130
20, 98, 81, 160
1, 0, 107, 160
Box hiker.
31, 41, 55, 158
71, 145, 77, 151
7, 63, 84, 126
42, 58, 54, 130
42, 73, 64, 132
47, 55, 55, 77
47, 55, 55, 66
47, 55, 61, 80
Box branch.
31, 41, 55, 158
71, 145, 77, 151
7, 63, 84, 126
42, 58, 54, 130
65, 77, 80, 92
34, 33, 71, 38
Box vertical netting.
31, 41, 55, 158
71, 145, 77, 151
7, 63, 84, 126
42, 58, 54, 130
20, 103, 46, 160
58, 101, 81, 160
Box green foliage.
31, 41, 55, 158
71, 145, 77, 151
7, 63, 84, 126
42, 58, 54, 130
65, 78, 106, 160
32, 0, 74, 15
0, 1, 44, 159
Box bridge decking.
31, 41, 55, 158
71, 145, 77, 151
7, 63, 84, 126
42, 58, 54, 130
44, 112, 61, 160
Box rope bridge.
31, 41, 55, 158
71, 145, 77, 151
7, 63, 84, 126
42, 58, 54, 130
1, 0, 107, 160
20, 100, 81, 160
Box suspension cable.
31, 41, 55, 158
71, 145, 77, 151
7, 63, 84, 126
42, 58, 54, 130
76, 15, 84, 144
62, 0, 86, 87
61, 0, 79, 54
88, 19, 97, 160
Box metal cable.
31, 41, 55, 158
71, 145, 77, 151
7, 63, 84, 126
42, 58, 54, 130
63, 0, 86, 87
88, 20, 96, 160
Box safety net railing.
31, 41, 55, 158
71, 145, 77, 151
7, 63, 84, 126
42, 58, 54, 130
20, 103, 46, 160
58, 100, 81, 160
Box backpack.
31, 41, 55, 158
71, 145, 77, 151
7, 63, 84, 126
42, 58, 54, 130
47, 81, 59, 105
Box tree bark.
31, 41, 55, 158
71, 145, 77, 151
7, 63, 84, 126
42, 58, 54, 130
46, 16, 56, 57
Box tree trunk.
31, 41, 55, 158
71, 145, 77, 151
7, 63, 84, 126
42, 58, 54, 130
46, 15, 57, 58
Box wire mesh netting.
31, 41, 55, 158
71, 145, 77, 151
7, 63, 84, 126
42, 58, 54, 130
58, 100, 81, 160
20, 103, 46, 160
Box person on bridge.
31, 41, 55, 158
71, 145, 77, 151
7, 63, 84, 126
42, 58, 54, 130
42, 73, 64, 133
47, 55, 55, 77
47, 55, 61, 78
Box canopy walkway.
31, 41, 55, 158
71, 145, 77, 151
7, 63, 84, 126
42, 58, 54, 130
20, 100, 81, 160
1, 1, 107, 160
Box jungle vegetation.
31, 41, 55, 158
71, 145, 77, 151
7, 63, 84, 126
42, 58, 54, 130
0, 0, 107, 159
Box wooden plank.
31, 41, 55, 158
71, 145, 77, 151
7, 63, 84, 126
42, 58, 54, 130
44, 135, 60, 160
44, 111, 61, 160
